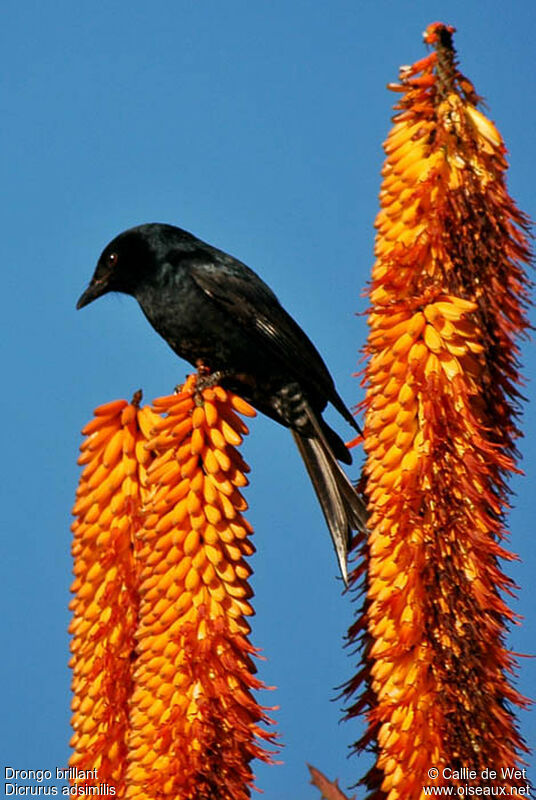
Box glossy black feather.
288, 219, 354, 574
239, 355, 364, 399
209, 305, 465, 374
77, 223, 367, 583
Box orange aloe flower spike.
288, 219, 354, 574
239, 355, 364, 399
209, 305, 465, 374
70, 392, 160, 793
125, 375, 275, 800
346, 23, 531, 800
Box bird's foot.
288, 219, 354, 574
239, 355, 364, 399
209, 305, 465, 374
194, 362, 234, 403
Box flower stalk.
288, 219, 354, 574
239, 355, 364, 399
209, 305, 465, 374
346, 23, 531, 798
70, 378, 273, 799
125, 376, 274, 799
70, 394, 157, 790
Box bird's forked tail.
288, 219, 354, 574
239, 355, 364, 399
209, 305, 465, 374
291, 407, 368, 586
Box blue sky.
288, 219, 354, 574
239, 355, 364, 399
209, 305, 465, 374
2, 1, 534, 795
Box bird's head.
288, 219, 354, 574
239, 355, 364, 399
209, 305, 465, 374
76, 226, 158, 310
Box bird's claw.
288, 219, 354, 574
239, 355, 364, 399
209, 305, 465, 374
194, 365, 233, 404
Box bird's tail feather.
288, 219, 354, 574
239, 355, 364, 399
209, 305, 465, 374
291, 409, 368, 585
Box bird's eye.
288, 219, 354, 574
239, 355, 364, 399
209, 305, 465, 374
107, 252, 118, 268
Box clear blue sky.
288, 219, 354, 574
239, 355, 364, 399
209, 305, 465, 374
1, 1, 534, 794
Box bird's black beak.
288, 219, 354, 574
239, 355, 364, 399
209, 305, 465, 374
76, 278, 108, 310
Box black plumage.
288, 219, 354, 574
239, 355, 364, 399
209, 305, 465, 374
77, 223, 367, 583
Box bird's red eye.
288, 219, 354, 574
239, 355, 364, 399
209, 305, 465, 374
107, 252, 118, 268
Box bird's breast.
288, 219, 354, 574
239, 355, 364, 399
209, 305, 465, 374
136, 277, 258, 372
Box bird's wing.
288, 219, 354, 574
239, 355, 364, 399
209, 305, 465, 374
188, 255, 342, 407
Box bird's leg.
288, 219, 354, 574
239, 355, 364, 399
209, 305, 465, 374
194, 361, 258, 409
195, 360, 234, 401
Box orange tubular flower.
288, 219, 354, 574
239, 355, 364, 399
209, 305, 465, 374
71, 378, 272, 798
70, 393, 158, 791
125, 375, 274, 800
346, 23, 531, 799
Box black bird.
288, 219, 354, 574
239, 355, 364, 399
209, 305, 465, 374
77, 223, 367, 584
